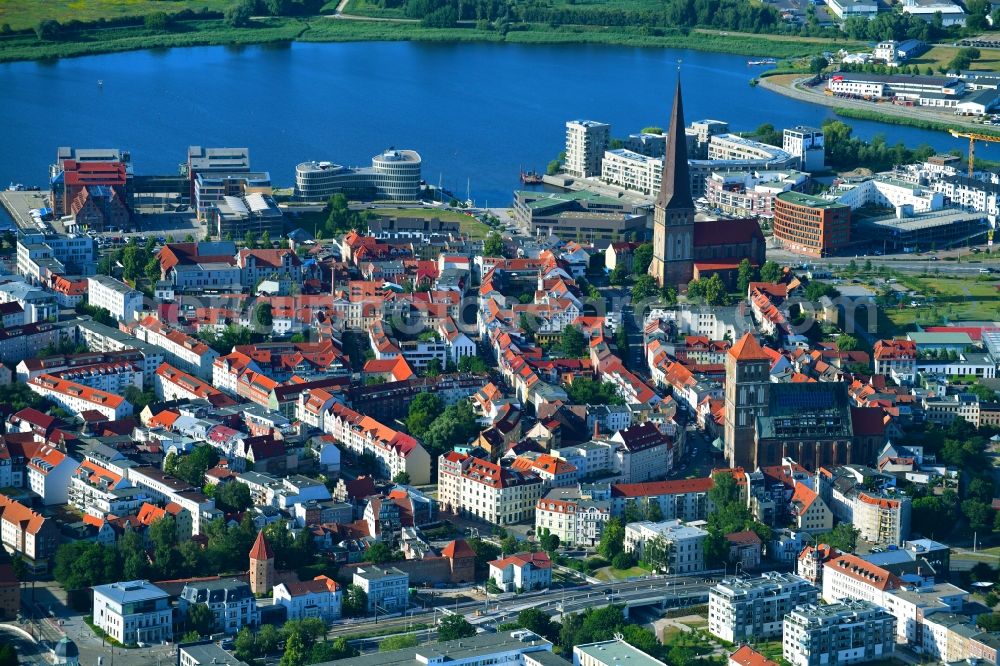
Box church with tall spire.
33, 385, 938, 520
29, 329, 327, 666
650, 79, 766, 290
649, 80, 696, 289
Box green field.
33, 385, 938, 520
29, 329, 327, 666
593, 565, 651, 581
881, 274, 1000, 333
371, 207, 491, 239
0, 0, 231, 31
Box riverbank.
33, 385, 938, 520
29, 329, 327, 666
0, 14, 856, 64
759, 73, 1000, 137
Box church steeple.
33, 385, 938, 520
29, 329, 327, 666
649, 77, 696, 289
656, 79, 693, 211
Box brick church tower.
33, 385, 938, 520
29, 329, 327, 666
724, 332, 772, 470
249, 530, 275, 595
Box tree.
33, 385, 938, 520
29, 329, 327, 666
647, 501, 663, 522
964, 499, 993, 532
760, 261, 782, 282
253, 302, 273, 329
225, 0, 256, 27
458, 355, 489, 373
380, 635, 419, 651
265, 0, 293, 15
632, 243, 654, 276
187, 603, 215, 636
609, 264, 630, 286
483, 231, 506, 258
406, 392, 445, 439
438, 614, 477, 641
624, 500, 644, 523
234, 627, 256, 661
598, 518, 625, 560
35, 19, 61, 40
257, 623, 282, 654
818, 523, 860, 553
501, 535, 519, 556
836, 334, 859, 352
392, 471, 411, 484
642, 536, 671, 572
144, 12, 171, 29
0, 645, 16, 666
559, 326, 587, 358
913, 494, 958, 537
540, 533, 561, 553
612, 552, 635, 569
736, 258, 756, 296
631, 274, 659, 302
979, 613, 1000, 632
422, 401, 480, 456
280, 631, 307, 666
342, 584, 368, 617
425, 358, 443, 377
365, 541, 401, 564
810, 56, 829, 74
215, 482, 252, 513
566, 377, 624, 406
486, 578, 502, 595
517, 607, 558, 641
244, 231, 257, 250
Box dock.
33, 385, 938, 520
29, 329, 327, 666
0, 190, 50, 232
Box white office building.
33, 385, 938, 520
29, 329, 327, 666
295, 149, 422, 201
783, 126, 825, 172
88, 275, 144, 323
353, 566, 409, 613
92, 580, 172, 646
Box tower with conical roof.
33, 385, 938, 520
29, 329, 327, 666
649, 78, 696, 289
724, 332, 772, 469
249, 530, 275, 595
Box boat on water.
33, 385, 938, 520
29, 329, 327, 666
747, 58, 777, 66
520, 169, 544, 184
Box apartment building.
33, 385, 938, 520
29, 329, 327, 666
822, 553, 901, 606
70, 460, 148, 520
623, 519, 707, 573
49, 362, 143, 396
180, 579, 260, 635
87, 275, 144, 323
321, 402, 431, 486
75, 319, 164, 387
782, 601, 896, 666
488, 551, 553, 593
16, 233, 96, 282
272, 575, 342, 622
883, 582, 969, 644
609, 422, 673, 484
353, 566, 408, 612
92, 580, 172, 646
154, 362, 229, 404
709, 572, 819, 643
826, 487, 911, 547
565, 120, 611, 178
0, 494, 58, 571
789, 483, 834, 533
131, 316, 219, 380
873, 339, 917, 385
534, 486, 611, 547
609, 478, 712, 522
27, 373, 133, 421
438, 452, 545, 526
27, 444, 80, 505
126, 466, 220, 536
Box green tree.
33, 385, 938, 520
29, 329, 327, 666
244, 231, 257, 249
501, 535, 519, 556
483, 231, 506, 258
458, 355, 489, 373
365, 541, 401, 564
964, 499, 993, 532
215, 482, 252, 513
406, 392, 444, 439
422, 401, 480, 457
35, 19, 61, 40
517, 608, 559, 642
234, 627, 256, 661
818, 523, 860, 552
0, 645, 17, 666
837, 334, 859, 352
187, 603, 215, 636
623, 500, 644, 523
631, 274, 659, 301
566, 377, 624, 406
257, 623, 282, 654
392, 471, 411, 484
145, 256, 162, 284
225, 0, 256, 27
540, 533, 561, 553
632, 243, 654, 276
559, 326, 587, 358
810, 56, 829, 74
438, 615, 477, 640
609, 264, 630, 286
647, 501, 663, 522
279, 631, 307, 666
253, 302, 273, 329
598, 518, 625, 560
342, 584, 368, 617
736, 258, 757, 295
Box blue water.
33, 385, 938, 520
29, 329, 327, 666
0, 40, 967, 207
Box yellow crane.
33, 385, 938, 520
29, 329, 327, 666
949, 129, 1000, 178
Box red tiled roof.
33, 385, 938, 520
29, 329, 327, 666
250, 530, 274, 560
730, 646, 779, 666
611, 478, 713, 497
729, 333, 770, 362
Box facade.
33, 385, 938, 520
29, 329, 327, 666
126, 466, 219, 536
27, 373, 133, 420
0, 494, 58, 571
704, 170, 808, 218
873, 339, 917, 385
17, 233, 97, 282
272, 575, 342, 622
321, 402, 432, 485
295, 149, 422, 201
488, 551, 553, 592
27, 444, 80, 505
610, 478, 712, 522
87, 275, 143, 323
179, 579, 259, 635
565, 120, 611, 178
724, 333, 772, 471
353, 566, 409, 612
601, 149, 662, 195
709, 572, 819, 643
822, 553, 900, 606
438, 452, 545, 525
92, 580, 172, 646
193, 170, 270, 221
772, 191, 851, 257
623, 519, 707, 573
782, 601, 896, 666
132, 316, 220, 380
534, 486, 611, 547
783, 126, 825, 172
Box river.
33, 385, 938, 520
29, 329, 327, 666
0, 40, 965, 208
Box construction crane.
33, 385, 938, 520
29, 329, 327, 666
949, 129, 1000, 178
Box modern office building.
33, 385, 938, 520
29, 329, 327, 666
574, 639, 666, 666
783, 126, 825, 172
294, 149, 422, 201
193, 171, 272, 221
87, 275, 144, 323
708, 572, 819, 643
782, 601, 896, 666
772, 191, 851, 257
704, 170, 808, 219
211, 193, 285, 239
512, 190, 649, 242
92, 580, 172, 646
17, 233, 97, 282
186, 146, 251, 202
565, 120, 611, 178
